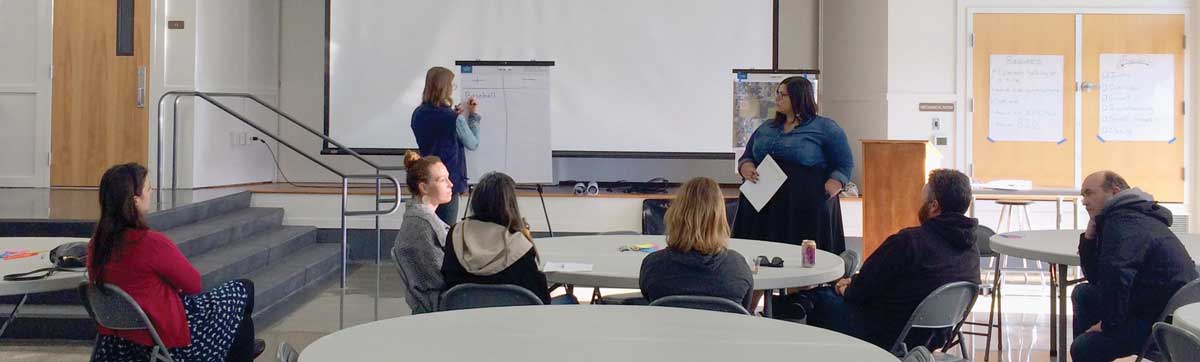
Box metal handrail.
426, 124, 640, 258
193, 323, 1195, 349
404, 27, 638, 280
155, 91, 400, 328
343, 174, 402, 216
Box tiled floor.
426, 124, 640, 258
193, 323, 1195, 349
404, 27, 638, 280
0, 265, 1146, 362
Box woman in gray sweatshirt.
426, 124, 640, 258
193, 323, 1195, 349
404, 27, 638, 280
639, 177, 754, 309
393, 151, 454, 314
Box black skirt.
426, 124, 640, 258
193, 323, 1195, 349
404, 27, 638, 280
732, 159, 846, 254
91, 280, 253, 362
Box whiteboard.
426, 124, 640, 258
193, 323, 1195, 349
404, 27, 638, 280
1099, 53, 1175, 142
987, 55, 1065, 142
459, 64, 553, 184
326, 0, 772, 153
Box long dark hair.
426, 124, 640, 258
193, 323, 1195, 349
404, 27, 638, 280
88, 163, 150, 287
773, 76, 818, 127
468, 172, 524, 233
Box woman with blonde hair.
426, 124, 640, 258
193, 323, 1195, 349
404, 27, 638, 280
411, 66, 482, 225
639, 177, 754, 308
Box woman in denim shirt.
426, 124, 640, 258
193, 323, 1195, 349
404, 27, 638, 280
733, 76, 852, 254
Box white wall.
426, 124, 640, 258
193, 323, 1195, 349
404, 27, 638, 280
278, 0, 386, 184
886, 0, 958, 168
1193, 0, 1200, 231
0, 0, 51, 187
153, 0, 281, 189
819, 0, 889, 187
152, 0, 197, 190
780, 0, 821, 69
191, 0, 280, 188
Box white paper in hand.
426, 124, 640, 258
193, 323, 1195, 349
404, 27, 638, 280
739, 155, 787, 212
543, 262, 593, 272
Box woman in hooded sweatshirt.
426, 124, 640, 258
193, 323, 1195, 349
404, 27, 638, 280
639, 177, 754, 309
440, 172, 551, 304
392, 150, 454, 314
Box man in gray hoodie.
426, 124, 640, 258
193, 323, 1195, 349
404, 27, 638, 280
1071, 171, 1198, 362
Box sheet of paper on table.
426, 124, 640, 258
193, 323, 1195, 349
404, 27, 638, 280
544, 262, 594, 272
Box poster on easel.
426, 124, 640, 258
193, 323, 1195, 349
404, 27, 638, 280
457, 60, 555, 184
731, 69, 820, 160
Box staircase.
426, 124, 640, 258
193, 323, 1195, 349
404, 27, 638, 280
0, 191, 342, 340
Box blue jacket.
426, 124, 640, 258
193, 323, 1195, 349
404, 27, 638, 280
738, 116, 854, 186
412, 103, 470, 193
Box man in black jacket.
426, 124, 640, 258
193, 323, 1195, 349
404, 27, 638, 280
1071, 171, 1197, 362
799, 169, 981, 350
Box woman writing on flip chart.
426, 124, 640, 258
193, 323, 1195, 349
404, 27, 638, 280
412, 66, 482, 225
733, 76, 852, 254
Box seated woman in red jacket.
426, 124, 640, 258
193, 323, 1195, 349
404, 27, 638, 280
87, 163, 264, 362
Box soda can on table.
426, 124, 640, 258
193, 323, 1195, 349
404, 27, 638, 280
801, 239, 816, 268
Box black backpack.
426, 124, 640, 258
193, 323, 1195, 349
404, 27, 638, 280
2, 242, 88, 281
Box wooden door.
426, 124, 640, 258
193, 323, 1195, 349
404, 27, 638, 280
51, 0, 150, 187
971, 14, 1076, 188
1081, 14, 1185, 202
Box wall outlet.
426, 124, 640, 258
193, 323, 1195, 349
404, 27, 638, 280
230, 131, 254, 146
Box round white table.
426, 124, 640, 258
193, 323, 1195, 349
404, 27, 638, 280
299, 305, 898, 362
0, 237, 89, 338
534, 235, 845, 290
990, 230, 1200, 362
534, 235, 845, 317
990, 230, 1200, 267
1173, 303, 1200, 335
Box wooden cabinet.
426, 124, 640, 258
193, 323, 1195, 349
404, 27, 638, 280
861, 140, 941, 259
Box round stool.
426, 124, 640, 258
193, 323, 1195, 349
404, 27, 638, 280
995, 199, 1033, 232
995, 199, 1048, 289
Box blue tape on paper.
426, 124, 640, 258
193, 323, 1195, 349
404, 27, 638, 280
461, 65, 473, 74
1057, 138, 1067, 145
987, 136, 996, 143
1169, 137, 1177, 144
1096, 135, 1106, 143
737, 72, 747, 80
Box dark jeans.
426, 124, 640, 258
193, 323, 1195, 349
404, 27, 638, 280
435, 194, 460, 226
1071, 283, 1155, 362
801, 288, 879, 345
550, 294, 579, 305
799, 288, 950, 353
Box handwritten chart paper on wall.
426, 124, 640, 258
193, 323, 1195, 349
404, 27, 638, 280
988, 55, 1065, 142
1099, 54, 1175, 142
